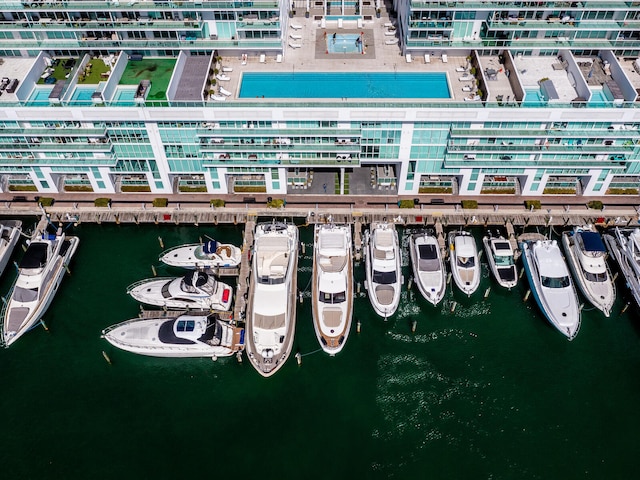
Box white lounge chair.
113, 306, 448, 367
291, 23, 303, 30
289, 42, 302, 49
459, 74, 474, 81
462, 86, 472, 92
215, 74, 230, 82
212, 95, 226, 102
405, 54, 412, 63
219, 86, 232, 97
442, 54, 448, 63
456, 66, 467, 72
424, 54, 430, 64
384, 30, 396, 36
222, 67, 233, 73
385, 39, 398, 45
290, 33, 302, 40
259, 54, 266, 63
276, 54, 282, 63
241, 53, 247, 65
464, 94, 481, 102
384, 22, 394, 28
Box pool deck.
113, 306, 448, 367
214, 17, 481, 102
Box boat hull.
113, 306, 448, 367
603, 228, 640, 309
520, 239, 581, 340
312, 224, 353, 355
102, 314, 243, 358
409, 232, 446, 306
159, 241, 242, 269
482, 235, 518, 289
562, 229, 615, 317
127, 276, 233, 311
364, 222, 402, 318
245, 222, 298, 377
0, 221, 22, 278
3, 235, 79, 346
448, 231, 481, 296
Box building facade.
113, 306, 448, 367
0, 1, 640, 198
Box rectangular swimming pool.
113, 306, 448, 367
239, 72, 451, 99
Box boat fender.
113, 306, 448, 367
552, 240, 557, 246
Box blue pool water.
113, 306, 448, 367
589, 89, 611, 106
327, 33, 363, 54
69, 86, 96, 104
523, 88, 546, 106
112, 87, 136, 106
239, 72, 451, 99
27, 86, 53, 104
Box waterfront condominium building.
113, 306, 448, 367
1, 1, 640, 198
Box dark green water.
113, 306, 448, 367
1, 219, 639, 479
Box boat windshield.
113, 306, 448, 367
584, 271, 607, 283
320, 290, 346, 304
373, 269, 397, 285
541, 276, 570, 288
457, 256, 475, 268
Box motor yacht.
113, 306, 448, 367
603, 227, 640, 309
159, 238, 242, 270
562, 226, 615, 317
2, 229, 79, 346
245, 222, 298, 377
448, 230, 481, 296
102, 311, 244, 358
312, 224, 353, 355
409, 231, 446, 306
0, 220, 22, 278
364, 222, 402, 318
127, 270, 233, 311
520, 237, 581, 340
483, 231, 518, 289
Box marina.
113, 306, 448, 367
0, 213, 639, 478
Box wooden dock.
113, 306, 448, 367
232, 216, 255, 324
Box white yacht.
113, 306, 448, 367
127, 271, 233, 311
312, 224, 353, 355
483, 231, 518, 290
0, 220, 22, 278
562, 226, 615, 317
603, 227, 640, 309
101, 311, 244, 358
520, 238, 581, 340
409, 231, 446, 306
159, 238, 242, 269
245, 221, 298, 377
2, 229, 79, 346
364, 222, 402, 318
448, 230, 481, 296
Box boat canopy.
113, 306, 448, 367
578, 232, 606, 252
19, 242, 48, 269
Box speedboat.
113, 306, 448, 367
448, 230, 481, 296
0, 220, 22, 277
409, 231, 446, 306
364, 222, 402, 318
482, 231, 518, 289
159, 238, 241, 270
127, 271, 233, 311
520, 238, 581, 340
603, 227, 640, 309
2, 229, 79, 346
245, 221, 298, 377
101, 312, 244, 358
312, 224, 353, 355
562, 226, 615, 317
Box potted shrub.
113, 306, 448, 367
152, 198, 168, 208
210, 199, 225, 208
94, 197, 111, 207
38, 197, 55, 207
524, 200, 542, 210
587, 200, 604, 210
397, 199, 415, 208
461, 199, 478, 209
376, 8, 381, 18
